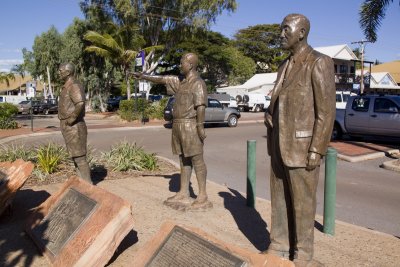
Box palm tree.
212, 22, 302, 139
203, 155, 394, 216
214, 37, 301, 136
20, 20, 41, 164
11, 64, 26, 94
359, 0, 398, 42
0, 72, 16, 87
84, 26, 143, 99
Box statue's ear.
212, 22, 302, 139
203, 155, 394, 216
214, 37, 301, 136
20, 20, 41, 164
299, 28, 306, 40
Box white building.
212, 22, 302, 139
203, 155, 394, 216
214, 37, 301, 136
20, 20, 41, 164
216, 73, 277, 97
216, 44, 363, 97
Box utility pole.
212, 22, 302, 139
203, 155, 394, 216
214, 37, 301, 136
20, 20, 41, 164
351, 40, 371, 94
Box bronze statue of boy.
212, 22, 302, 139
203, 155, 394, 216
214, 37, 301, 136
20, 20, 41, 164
58, 63, 91, 184
133, 53, 212, 211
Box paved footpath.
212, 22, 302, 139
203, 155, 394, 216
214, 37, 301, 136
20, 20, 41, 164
1, 113, 399, 266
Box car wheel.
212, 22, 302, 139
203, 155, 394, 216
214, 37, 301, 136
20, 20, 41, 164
331, 123, 342, 140
254, 105, 262, 112
227, 115, 238, 127
238, 106, 244, 112
44, 109, 49, 115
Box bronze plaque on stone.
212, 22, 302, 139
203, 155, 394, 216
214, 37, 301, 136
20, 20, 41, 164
146, 226, 247, 267
30, 188, 97, 256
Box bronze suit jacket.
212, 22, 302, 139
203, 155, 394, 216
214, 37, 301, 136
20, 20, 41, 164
267, 45, 336, 167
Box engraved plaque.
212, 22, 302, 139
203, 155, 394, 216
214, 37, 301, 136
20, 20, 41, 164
31, 188, 97, 256
146, 226, 247, 267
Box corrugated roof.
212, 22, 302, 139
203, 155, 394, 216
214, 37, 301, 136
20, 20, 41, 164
371, 60, 400, 84
0, 75, 45, 93
242, 73, 277, 88
314, 44, 358, 60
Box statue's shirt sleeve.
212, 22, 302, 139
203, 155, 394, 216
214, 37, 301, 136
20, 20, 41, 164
164, 76, 180, 95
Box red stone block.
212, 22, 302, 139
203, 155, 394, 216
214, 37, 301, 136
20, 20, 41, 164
0, 159, 34, 216
135, 221, 294, 267
25, 176, 135, 267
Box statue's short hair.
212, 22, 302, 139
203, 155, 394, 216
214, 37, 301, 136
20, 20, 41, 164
183, 53, 199, 68
284, 13, 310, 37
60, 62, 76, 75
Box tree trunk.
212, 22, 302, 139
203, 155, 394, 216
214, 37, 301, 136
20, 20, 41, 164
125, 71, 131, 99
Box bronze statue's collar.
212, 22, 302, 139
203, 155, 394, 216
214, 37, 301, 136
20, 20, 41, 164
63, 78, 74, 89
182, 72, 199, 83
290, 45, 313, 64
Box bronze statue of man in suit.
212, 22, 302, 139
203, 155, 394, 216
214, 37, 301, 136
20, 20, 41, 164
264, 14, 335, 267
58, 63, 91, 184
133, 53, 212, 211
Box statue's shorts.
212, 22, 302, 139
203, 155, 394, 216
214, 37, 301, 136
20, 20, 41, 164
172, 119, 203, 158
60, 119, 87, 158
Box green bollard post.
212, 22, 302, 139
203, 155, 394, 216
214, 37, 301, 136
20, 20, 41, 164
323, 147, 337, 235
247, 140, 256, 208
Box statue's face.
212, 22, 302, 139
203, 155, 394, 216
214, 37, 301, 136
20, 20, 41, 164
280, 17, 303, 50
58, 66, 70, 80
180, 56, 192, 75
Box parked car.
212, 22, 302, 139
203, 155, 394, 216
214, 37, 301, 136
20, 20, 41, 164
107, 96, 127, 111
17, 100, 40, 114
332, 94, 400, 140
148, 94, 164, 102
32, 99, 58, 115
164, 97, 241, 127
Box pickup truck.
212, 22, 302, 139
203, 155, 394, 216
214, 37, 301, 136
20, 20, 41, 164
332, 94, 400, 140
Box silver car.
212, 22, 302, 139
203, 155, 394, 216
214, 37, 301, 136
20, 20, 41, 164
164, 97, 241, 127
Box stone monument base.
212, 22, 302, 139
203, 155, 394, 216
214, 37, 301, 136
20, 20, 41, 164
25, 176, 135, 267
134, 221, 294, 267
0, 159, 34, 217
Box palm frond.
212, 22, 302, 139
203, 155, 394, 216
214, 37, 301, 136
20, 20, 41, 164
142, 45, 165, 54
359, 0, 394, 42
85, 46, 113, 58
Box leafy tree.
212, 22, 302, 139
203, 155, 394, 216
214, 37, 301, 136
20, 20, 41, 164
79, 0, 237, 73
0, 72, 15, 87
84, 26, 145, 99
222, 46, 256, 86
165, 30, 255, 90
359, 0, 399, 42
31, 26, 63, 86
11, 64, 26, 94
234, 24, 286, 73
21, 48, 35, 76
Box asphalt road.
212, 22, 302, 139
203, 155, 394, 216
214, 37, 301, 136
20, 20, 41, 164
6, 115, 400, 237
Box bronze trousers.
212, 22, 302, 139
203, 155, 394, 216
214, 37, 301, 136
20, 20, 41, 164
269, 138, 319, 260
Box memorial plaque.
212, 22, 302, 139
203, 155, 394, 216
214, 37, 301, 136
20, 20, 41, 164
30, 188, 97, 256
26, 176, 135, 267
146, 226, 247, 267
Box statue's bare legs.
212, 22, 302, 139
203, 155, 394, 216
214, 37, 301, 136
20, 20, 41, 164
164, 154, 212, 211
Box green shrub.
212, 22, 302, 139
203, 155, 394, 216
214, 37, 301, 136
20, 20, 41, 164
118, 99, 148, 121
119, 98, 168, 121
0, 144, 36, 162
0, 103, 18, 129
36, 143, 69, 174
146, 98, 168, 120
101, 141, 158, 171
0, 103, 18, 118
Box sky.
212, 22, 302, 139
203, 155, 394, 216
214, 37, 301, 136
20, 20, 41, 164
0, 0, 399, 72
